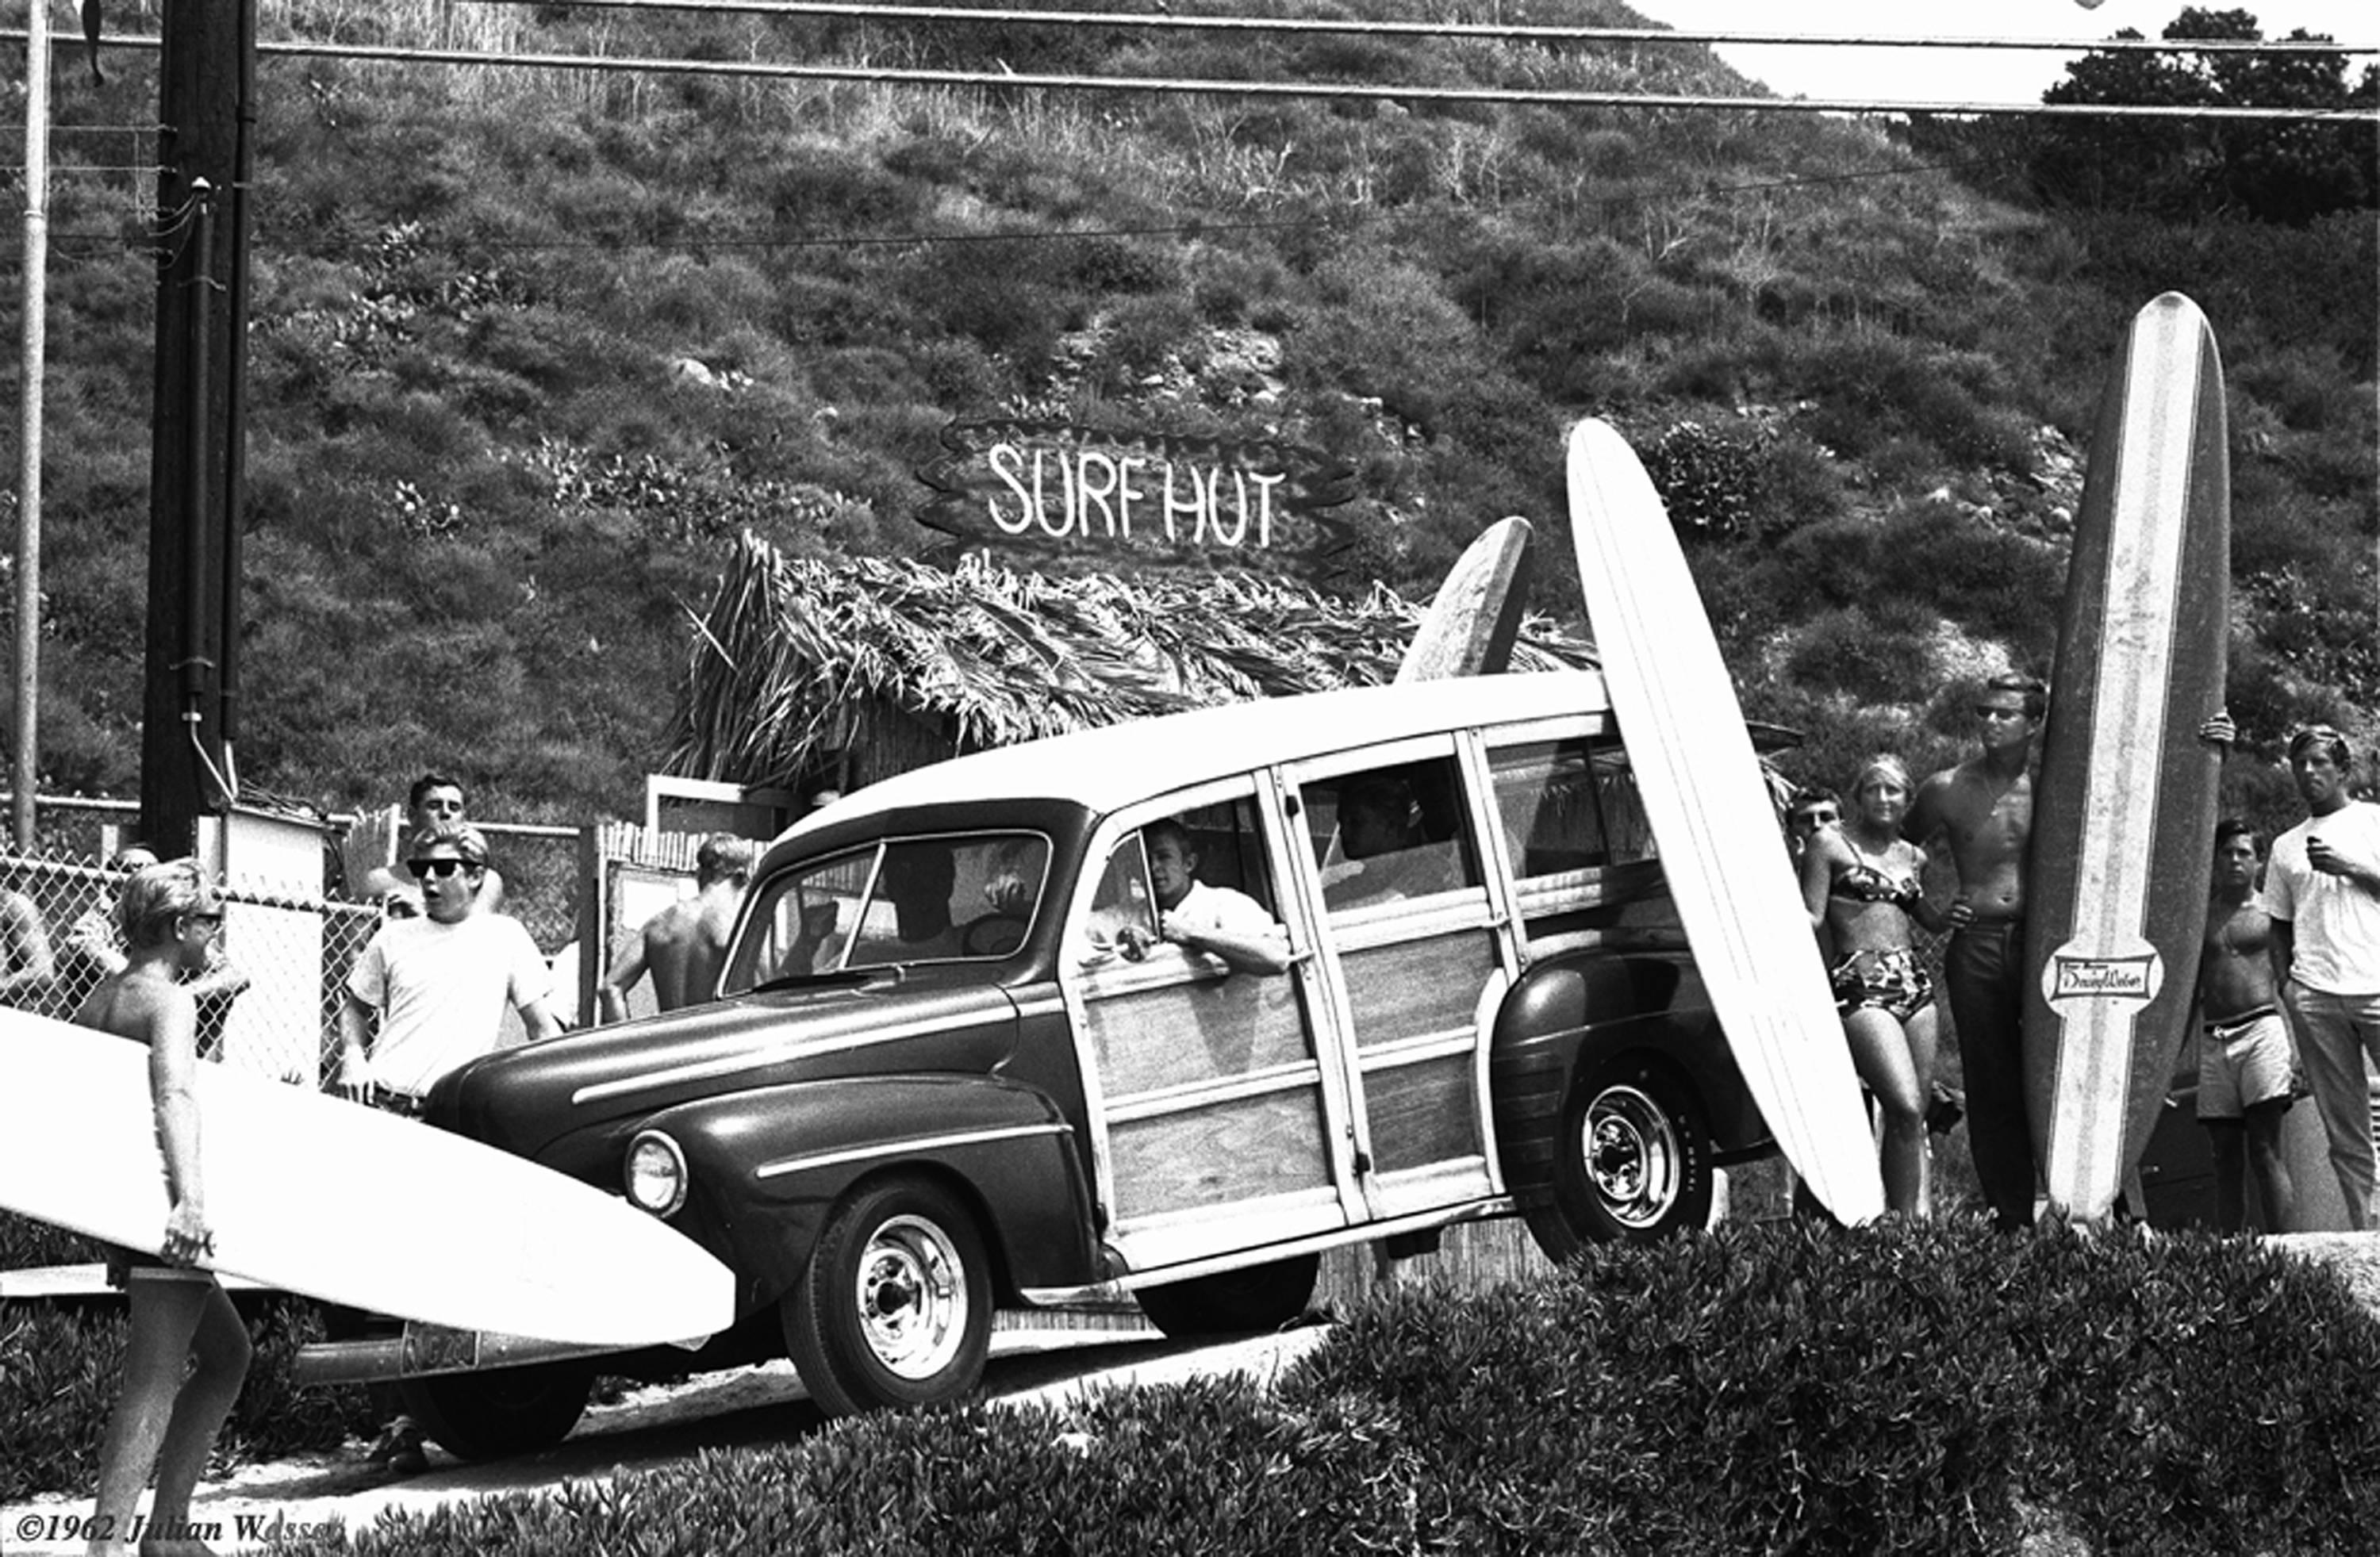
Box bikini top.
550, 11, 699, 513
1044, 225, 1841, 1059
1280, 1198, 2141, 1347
1829, 841, 1918, 908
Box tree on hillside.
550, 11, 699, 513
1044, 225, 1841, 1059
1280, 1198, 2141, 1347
2029, 7, 2377, 223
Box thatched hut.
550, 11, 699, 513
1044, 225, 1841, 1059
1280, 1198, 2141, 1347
664, 533, 1601, 798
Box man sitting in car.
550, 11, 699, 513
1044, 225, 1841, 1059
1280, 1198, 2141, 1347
1111, 819, 1290, 976
1322, 773, 1463, 911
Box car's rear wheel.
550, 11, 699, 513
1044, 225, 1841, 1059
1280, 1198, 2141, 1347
782, 1175, 992, 1417
1134, 1253, 1320, 1339
397, 1360, 595, 1462
1523, 1053, 1713, 1262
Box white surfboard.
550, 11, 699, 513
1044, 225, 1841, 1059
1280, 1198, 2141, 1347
0, 1009, 733, 1347
1566, 419, 1885, 1225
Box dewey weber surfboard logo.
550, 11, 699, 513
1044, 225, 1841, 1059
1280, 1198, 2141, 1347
2042, 946, 2163, 1006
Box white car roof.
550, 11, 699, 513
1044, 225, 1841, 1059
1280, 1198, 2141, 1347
797, 670, 1612, 828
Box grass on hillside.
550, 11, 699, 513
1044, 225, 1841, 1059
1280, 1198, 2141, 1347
0, 1, 2369, 830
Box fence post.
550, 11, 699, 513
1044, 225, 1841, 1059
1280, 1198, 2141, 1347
576, 823, 604, 1027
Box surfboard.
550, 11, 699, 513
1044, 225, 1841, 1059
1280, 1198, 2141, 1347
2025, 291, 2230, 1221
1396, 516, 1534, 682
0, 1008, 734, 1347
1566, 418, 1886, 1225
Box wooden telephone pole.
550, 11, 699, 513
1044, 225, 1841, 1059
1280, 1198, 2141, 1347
140, 0, 255, 853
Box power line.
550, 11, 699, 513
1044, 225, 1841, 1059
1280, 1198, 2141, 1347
468, 0, 2380, 60
7, 29, 2368, 121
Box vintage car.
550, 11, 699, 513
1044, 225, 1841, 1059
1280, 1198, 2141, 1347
310, 671, 1781, 1456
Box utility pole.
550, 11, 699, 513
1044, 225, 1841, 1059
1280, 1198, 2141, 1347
13, 0, 51, 850
140, 0, 255, 854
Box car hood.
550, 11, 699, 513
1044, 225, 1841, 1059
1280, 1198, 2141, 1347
426, 978, 1025, 1162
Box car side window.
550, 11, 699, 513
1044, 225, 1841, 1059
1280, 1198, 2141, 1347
1308, 757, 1479, 913
1488, 737, 1661, 877
1081, 834, 1158, 962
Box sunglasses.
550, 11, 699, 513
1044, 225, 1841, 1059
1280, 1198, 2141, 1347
184, 910, 225, 926
406, 857, 479, 880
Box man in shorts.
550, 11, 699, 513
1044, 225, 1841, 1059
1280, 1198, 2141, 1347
2197, 819, 2297, 1233
2267, 725, 2380, 1229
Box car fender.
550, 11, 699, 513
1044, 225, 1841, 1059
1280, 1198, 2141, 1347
639, 1074, 1096, 1316
1488, 952, 1770, 1205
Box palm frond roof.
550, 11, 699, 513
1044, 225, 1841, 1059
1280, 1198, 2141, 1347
664, 533, 1599, 788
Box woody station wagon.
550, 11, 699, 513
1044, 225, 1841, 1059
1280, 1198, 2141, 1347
311, 672, 1780, 1458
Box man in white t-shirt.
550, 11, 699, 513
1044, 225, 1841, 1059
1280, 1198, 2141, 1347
1115, 819, 1288, 976
332, 820, 560, 1475
338, 823, 559, 1109
2267, 725, 2380, 1229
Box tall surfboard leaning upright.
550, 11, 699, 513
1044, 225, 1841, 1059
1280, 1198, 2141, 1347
2024, 292, 2231, 1221
1566, 419, 1885, 1225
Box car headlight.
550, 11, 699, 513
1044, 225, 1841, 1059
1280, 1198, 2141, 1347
624, 1130, 689, 1218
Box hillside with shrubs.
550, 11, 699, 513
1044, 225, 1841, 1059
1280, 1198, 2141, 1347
0, 0, 2370, 834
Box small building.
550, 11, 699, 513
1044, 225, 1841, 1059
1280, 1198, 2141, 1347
663, 533, 1602, 803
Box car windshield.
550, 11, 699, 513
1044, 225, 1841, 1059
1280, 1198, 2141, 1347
723, 831, 1051, 990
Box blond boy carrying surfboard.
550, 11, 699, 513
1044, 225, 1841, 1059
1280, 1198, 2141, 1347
72, 859, 253, 1557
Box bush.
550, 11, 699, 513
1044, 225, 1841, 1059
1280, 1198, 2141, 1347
0, 1283, 372, 1502
220, 1221, 2380, 1557
1786, 600, 1940, 707
1641, 419, 1764, 541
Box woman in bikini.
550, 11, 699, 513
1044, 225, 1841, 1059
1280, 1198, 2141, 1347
1800, 756, 1948, 1217
74, 859, 252, 1557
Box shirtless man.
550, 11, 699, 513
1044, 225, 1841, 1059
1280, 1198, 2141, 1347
0, 883, 56, 1010
599, 834, 756, 1022
1784, 786, 1841, 872
75, 860, 252, 1557
1904, 673, 2045, 1230
2195, 819, 2297, 1233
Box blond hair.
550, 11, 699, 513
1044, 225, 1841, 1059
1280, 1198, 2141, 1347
117, 858, 213, 949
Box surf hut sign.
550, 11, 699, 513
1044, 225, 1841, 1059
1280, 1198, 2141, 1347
917, 418, 1356, 558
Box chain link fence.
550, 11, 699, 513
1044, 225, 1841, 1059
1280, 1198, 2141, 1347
1, 848, 385, 1086
0, 803, 748, 1083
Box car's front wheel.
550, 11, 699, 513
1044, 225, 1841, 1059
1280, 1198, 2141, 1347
781, 1175, 993, 1417
1523, 1053, 1713, 1262
397, 1360, 595, 1462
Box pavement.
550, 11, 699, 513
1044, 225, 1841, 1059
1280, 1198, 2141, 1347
0, 1321, 1334, 1554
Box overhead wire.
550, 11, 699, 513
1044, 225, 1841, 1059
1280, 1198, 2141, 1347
0, 7, 2363, 260
2, 25, 2370, 121
463, 0, 2380, 59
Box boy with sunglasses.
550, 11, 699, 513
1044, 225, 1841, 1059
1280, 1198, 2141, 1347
337, 823, 559, 1114
333, 821, 560, 1475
